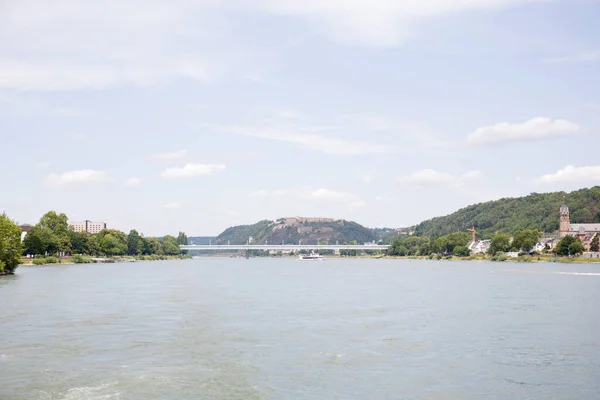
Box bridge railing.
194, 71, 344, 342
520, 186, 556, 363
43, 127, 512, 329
179, 244, 389, 250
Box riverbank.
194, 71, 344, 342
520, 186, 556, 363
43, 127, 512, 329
16, 253, 600, 266
19, 254, 192, 266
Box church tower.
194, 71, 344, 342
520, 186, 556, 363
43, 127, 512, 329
559, 202, 570, 237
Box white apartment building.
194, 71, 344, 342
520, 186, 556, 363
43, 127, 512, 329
69, 220, 107, 234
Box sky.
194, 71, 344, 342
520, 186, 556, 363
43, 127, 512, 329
1, 0, 599, 236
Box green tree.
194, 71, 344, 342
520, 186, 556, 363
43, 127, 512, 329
488, 233, 510, 255
86, 235, 102, 256
162, 235, 181, 255
433, 232, 470, 254
39, 211, 69, 236
568, 241, 585, 256
96, 229, 127, 256
512, 230, 540, 253
68, 230, 87, 254
0, 213, 22, 274
590, 234, 599, 252
59, 235, 72, 255
176, 231, 188, 246
101, 234, 124, 256
127, 230, 144, 256
146, 237, 164, 255
554, 236, 577, 256
23, 225, 59, 255
453, 245, 471, 257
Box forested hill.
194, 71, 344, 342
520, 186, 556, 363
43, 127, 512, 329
413, 186, 600, 238
216, 218, 378, 245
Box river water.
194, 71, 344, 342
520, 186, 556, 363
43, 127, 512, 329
1, 258, 599, 399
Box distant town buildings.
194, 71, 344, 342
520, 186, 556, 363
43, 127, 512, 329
558, 202, 600, 250
69, 220, 107, 234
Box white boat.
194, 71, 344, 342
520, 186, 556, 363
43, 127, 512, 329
298, 252, 325, 261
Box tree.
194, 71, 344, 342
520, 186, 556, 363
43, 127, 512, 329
176, 231, 188, 246
569, 241, 585, 256
146, 237, 164, 255
39, 211, 69, 236
23, 225, 46, 255
512, 230, 539, 253
86, 235, 102, 256
101, 234, 124, 256
554, 236, 577, 256
453, 245, 471, 257
162, 235, 181, 255
433, 232, 470, 254
0, 213, 22, 274
68, 230, 87, 254
96, 229, 127, 255
127, 230, 144, 256
23, 225, 59, 255
488, 233, 510, 255
591, 234, 599, 252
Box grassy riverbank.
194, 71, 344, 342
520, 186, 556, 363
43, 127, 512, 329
19, 254, 192, 266
18, 253, 600, 265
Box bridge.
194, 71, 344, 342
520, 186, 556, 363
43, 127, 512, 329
180, 244, 389, 251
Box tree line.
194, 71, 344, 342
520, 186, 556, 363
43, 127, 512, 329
0, 213, 22, 274
22, 211, 188, 257
388, 228, 596, 258
413, 186, 600, 238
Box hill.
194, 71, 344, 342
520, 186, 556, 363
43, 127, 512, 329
413, 186, 600, 238
215, 217, 377, 245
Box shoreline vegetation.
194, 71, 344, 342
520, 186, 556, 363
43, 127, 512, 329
18, 253, 600, 266
3, 210, 191, 273
3, 201, 600, 274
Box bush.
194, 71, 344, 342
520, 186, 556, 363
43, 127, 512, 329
72, 254, 91, 264
491, 254, 508, 262
32, 256, 58, 265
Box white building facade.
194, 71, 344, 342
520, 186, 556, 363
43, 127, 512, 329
69, 220, 107, 234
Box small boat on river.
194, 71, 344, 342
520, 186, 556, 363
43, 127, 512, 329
298, 252, 325, 261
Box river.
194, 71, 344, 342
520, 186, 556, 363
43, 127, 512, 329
1, 258, 599, 399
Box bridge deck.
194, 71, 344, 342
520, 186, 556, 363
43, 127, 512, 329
180, 244, 389, 251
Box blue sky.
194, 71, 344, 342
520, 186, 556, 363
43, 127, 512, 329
1, 0, 599, 236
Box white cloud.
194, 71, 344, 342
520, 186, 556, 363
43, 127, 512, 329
161, 163, 226, 179
0, 0, 540, 91
165, 202, 181, 209
151, 149, 188, 162
217, 124, 395, 155
124, 178, 142, 187
259, 0, 539, 47
400, 169, 481, 188
535, 165, 600, 184
362, 175, 373, 184
45, 169, 112, 187
309, 188, 367, 208
467, 117, 581, 145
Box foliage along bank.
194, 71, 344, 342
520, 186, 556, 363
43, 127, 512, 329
0, 213, 22, 274
413, 186, 600, 238
388, 228, 595, 260
22, 211, 188, 259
